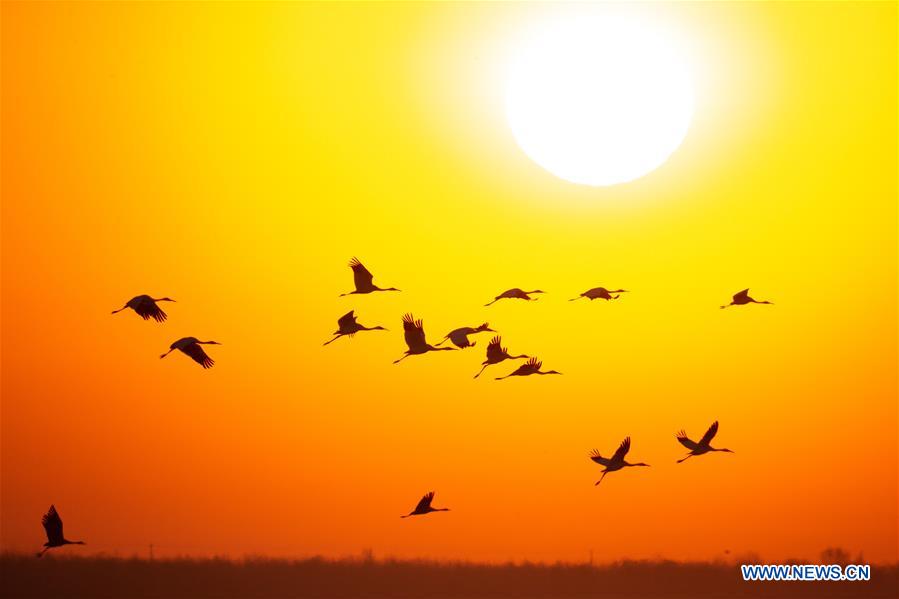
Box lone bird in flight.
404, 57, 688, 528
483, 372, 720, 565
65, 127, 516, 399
721, 288, 773, 309
37, 505, 85, 558
340, 257, 400, 296
401, 491, 450, 518
570, 287, 628, 301
473, 336, 529, 379
485, 288, 544, 306
111, 295, 175, 322
323, 310, 386, 346
496, 357, 561, 380
589, 437, 650, 486
394, 313, 455, 364
160, 337, 221, 369
436, 322, 495, 349
676, 421, 734, 463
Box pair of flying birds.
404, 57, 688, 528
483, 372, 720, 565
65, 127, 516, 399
589, 421, 734, 486
111, 295, 221, 368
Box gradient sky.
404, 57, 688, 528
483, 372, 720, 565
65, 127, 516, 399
2, 1, 896, 563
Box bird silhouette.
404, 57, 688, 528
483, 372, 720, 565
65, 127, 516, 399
473, 336, 528, 379
589, 437, 650, 486
323, 310, 386, 346
393, 313, 456, 363
676, 421, 734, 463
340, 258, 400, 296
485, 288, 544, 306
160, 337, 220, 368
721, 288, 773, 309
436, 323, 495, 348
570, 287, 628, 301
401, 491, 450, 518
37, 505, 84, 558
111, 295, 175, 322
495, 357, 561, 380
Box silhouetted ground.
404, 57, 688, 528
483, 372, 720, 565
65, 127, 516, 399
1, 553, 897, 599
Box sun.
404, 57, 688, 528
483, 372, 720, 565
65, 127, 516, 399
504, 15, 695, 187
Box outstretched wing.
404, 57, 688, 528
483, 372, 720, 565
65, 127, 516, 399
676, 430, 698, 450
415, 492, 434, 511
485, 336, 505, 360
349, 257, 374, 291
134, 297, 167, 322
42, 505, 64, 545
526, 357, 542, 370
182, 343, 214, 369
337, 311, 357, 329
699, 421, 719, 446
589, 449, 611, 467
402, 313, 427, 351
733, 288, 750, 301
611, 437, 631, 462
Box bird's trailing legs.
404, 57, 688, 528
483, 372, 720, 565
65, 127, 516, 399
595, 471, 608, 486
323, 335, 343, 346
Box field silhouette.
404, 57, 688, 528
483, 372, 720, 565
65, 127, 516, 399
2, 553, 896, 599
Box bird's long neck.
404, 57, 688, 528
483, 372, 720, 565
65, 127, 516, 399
625, 462, 650, 467
374, 286, 400, 292
64, 539, 85, 545
751, 300, 772, 304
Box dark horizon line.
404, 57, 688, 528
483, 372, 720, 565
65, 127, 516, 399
2, 550, 894, 568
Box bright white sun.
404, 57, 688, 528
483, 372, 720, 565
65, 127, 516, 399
505, 15, 694, 187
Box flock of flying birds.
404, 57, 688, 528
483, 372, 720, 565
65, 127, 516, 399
35, 258, 767, 555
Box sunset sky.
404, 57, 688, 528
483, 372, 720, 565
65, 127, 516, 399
1, 1, 896, 564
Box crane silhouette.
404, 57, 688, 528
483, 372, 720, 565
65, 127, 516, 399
340, 258, 400, 296
160, 337, 220, 368
473, 336, 528, 379
495, 357, 561, 380
37, 505, 84, 558
589, 437, 650, 486
485, 288, 544, 306
111, 295, 175, 322
393, 313, 456, 363
676, 421, 734, 463
721, 288, 773, 309
323, 310, 386, 346
570, 287, 628, 301
401, 491, 450, 518
436, 323, 495, 348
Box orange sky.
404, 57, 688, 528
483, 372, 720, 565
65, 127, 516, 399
1, 1, 896, 563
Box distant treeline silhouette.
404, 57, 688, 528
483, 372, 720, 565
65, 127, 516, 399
2, 553, 896, 599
